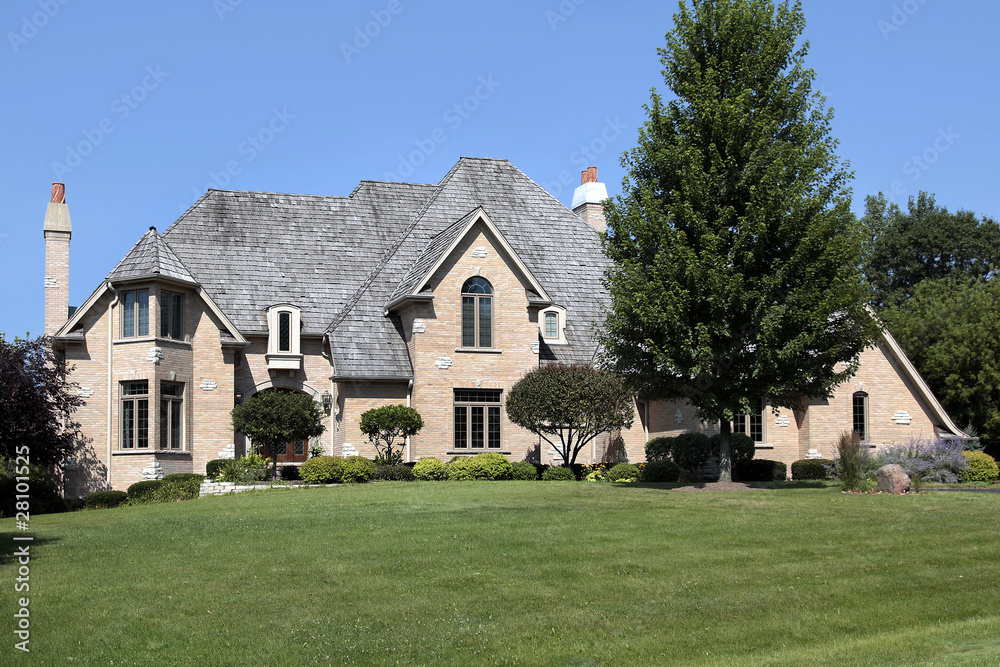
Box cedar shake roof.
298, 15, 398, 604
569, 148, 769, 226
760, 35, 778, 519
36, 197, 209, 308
145, 157, 610, 379
106, 227, 198, 285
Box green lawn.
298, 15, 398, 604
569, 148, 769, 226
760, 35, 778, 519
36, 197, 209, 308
3, 483, 999, 665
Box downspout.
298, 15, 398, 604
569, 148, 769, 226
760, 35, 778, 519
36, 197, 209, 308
106, 283, 118, 489
405, 379, 413, 463
323, 333, 335, 456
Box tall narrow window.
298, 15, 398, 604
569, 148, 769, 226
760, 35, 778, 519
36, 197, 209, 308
122, 289, 149, 338
121, 381, 149, 449
853, 392, 869, 441
734, 397, 765, 443
544, 312, 558, 339
454, 389, 502, 450
160, 383, 184, 450
160, 291, 184, 340
461, 277, 493, 348
278, 312, 291, 352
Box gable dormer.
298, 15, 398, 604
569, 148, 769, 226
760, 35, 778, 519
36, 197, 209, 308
266, 304, 302, 370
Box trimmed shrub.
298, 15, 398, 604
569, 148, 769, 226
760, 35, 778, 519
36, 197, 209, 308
645, 437, 674, 462
672, 432, 714, 478
791, 459, 833, 480
737, 459, 786, 482
375, 464, 416, 481
161, 473, 205, 484
542, 465, 576, 481
206, 458, 229, 479
127, 480, 164, 500
511, 460, 539, 480
447, 457, 475, 481
300, 456, 344, 484
607, 462, 640, 482
84, 490, 128, 509
962, 451, 999, 482
219, 454, 271, 484
466, 452, 513, 480
138, 479, 202, 504
341, 456, 377, 483
641, 459, 682, 483
413, 457, 448, 481
279, 465, 302, 481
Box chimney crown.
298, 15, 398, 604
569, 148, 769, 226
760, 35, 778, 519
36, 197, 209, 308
44, 183, 72, 235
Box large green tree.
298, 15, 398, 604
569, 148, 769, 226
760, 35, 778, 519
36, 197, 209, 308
231, 390, 325, 479
505, 364, 634, 467
0, 334, 83, 466
600, 0, 880, 480
861, 191, 1000, 311
882, 277, 1000, 455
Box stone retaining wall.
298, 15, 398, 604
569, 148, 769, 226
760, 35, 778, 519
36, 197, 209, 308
199, 481, 334, 497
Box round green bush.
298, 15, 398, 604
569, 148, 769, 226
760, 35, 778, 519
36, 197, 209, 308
962, 451, 999, 482
413, 457, 448, 481
737, 459, 787, 482
84, 490, 128, 509
791, 459, 833, 481
644, 437, 674, 462
466, 452, 513, 480
447, 457, 475, 481
641, 459, 682, 483
511, 460, 539, 480
607, 462, 640, 482
672, 432, 714, 476
375, 464, 416, 481
542, 465, 576, 481
161, 473, 205, 484
127, 480, 164, 500
300, 456, 344, 484
206, 458, 229, 479
341, 456, 377, 483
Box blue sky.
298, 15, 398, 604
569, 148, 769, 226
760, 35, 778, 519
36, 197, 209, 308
2, 0, 997, 337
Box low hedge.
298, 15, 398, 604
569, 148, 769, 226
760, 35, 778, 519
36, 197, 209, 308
127, 480, 164, 500
84, 490, 128, 509
542, 465, 576, 481
161, 473, 205, 484
375, 464, 416, 481
300, 456, 344, 484
791, 459, 833, 480
341, 456, 377, 483
206, 459, 228, 479
737, 459, 787, 482
607, 462, 640, 482
413, 457, 448, 481
641, 459, 681, 483
511, 460, 539, 480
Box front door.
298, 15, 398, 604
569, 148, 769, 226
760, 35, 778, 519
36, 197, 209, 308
271, 439, 308, 463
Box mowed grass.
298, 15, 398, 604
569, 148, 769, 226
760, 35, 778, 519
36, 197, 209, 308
3, 483, 999, 666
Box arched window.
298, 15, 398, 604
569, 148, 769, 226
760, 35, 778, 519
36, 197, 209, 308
462, 277, 493, 348
853, 392, 869, 441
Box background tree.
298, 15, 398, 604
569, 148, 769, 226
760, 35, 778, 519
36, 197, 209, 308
0, 333, 83, 466
599, 0, 880, 480
505, 364, 634, 467
861, 191, 1000, 310
231, 390, 325, 479
359, 404, 424, 465
881, 277, 1000, 456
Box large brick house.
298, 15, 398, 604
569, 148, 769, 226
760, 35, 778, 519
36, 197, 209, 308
43, 158, 965, 496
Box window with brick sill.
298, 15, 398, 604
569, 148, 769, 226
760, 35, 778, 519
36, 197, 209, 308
453, 389, 502, 450
461, 277, 493, 349
120, 380, 186, 451
121, 289, 149, 338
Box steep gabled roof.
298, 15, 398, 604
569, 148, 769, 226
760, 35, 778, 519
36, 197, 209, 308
106, 227, 197, 284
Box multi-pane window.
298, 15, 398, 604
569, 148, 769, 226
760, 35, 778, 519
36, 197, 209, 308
121, 381, 149, 449
544, 312, 558, 339
853, 392, 869, 441
122, 289, 149, 338
159, 383, 184, 450
454, 389, 502, 449
734, 397, 765, 443
278, 312, 291, 352
160, 291, 184, 340
461, 277, 493, 348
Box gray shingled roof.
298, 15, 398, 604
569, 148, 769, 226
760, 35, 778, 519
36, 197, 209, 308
387, 207, 481, 304
139, 157, 609, 379
106, 228, 197, 284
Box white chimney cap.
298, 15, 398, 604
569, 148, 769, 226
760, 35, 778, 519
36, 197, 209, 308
571, 181, 608, 210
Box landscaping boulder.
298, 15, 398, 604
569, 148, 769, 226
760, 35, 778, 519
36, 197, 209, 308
876, 464, 911, 494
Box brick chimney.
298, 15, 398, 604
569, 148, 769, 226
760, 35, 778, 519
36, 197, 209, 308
44, 182, 72, 335
571, 166, 608, 233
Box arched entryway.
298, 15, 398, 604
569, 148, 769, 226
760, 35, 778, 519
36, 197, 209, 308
242, 383, 321, 464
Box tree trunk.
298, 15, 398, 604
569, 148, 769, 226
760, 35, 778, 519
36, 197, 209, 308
718, 419, 733, 483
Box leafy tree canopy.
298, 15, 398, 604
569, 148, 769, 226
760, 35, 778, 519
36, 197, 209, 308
505, 364, 634, 467
231, 390, 325, 477
862, 191, 1000, 310
0, 334, 83, 466
599, 0, 880, 480
359, 404, 424, 465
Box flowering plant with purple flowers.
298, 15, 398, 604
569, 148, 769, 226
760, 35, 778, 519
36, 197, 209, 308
874, 437, 969, 483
